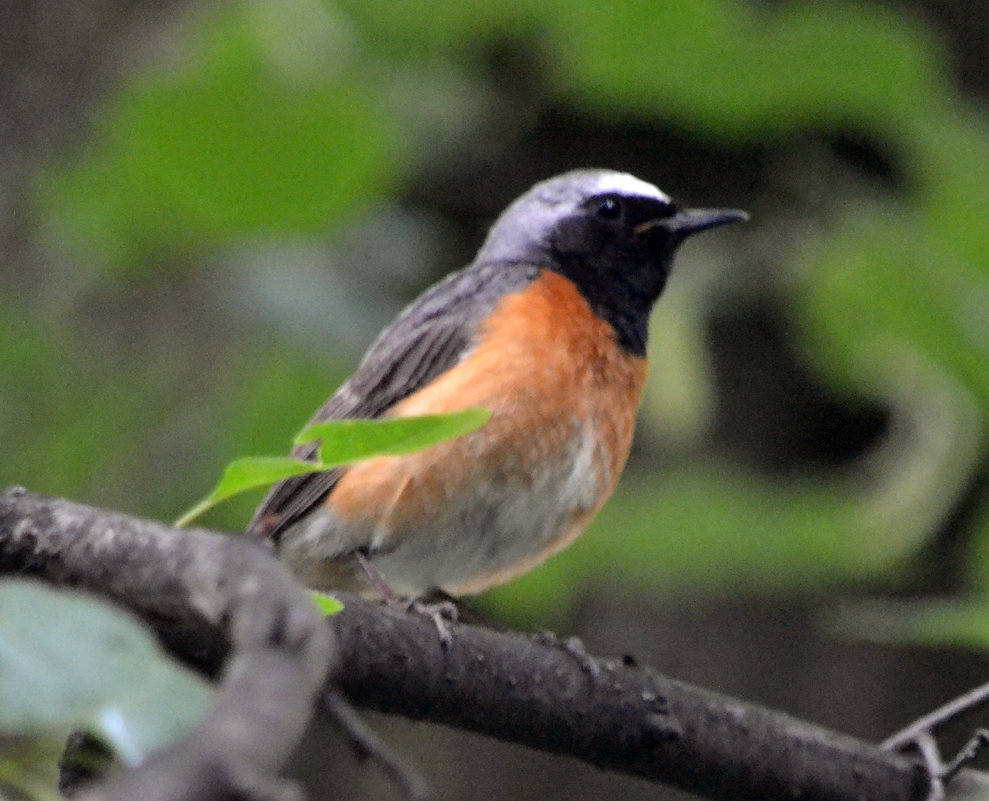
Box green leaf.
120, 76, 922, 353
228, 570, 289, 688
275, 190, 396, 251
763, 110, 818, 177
175, 456, 326, 526
296, 407, 491, 465
0, 580, 211, 766
176, 409, 490, 526
311, 593, 344, 616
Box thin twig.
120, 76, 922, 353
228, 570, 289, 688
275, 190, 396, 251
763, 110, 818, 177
941, 730, 989, 783
321, 689, 432, 801
912, 733, 945, 801
882, 681, 989, 752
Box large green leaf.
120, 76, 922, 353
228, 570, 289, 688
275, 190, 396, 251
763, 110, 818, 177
0, 581, 211, 766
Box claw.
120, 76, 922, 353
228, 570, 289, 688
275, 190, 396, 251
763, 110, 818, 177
407, 599, 458, 650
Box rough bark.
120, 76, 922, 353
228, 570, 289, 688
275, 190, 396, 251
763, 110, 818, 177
0, 486, 964, 801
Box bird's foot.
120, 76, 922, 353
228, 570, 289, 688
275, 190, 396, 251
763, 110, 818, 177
404, 598, 459, 650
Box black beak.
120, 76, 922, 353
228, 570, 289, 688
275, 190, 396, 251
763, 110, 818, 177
635, 208, 748, 239
666, 208, 749, 238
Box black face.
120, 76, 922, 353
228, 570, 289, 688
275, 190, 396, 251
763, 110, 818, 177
585, 192, 677, 230
547, 192, 684, 356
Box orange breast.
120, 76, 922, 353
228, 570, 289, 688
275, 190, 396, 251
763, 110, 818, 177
323, 270, 647, 594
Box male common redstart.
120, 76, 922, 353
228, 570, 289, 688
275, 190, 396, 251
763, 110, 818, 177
248, 169, 746, 600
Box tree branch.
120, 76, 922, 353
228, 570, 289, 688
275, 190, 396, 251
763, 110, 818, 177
0, 486, 972, 801
0, 486, 332, 801
329, 593, 930, 801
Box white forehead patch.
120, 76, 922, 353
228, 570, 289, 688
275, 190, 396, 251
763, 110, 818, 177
475, 169, 674, 265
592, 171, 671, 203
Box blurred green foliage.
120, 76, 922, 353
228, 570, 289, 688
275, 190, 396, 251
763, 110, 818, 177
35, 0, 400, 273
0, 299, 173, 507
4, 0, 988, 641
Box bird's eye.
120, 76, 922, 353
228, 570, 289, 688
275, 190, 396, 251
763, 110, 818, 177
596, 196, 623, 220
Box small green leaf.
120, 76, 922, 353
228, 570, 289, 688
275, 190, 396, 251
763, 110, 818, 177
177, 409, 490, 526
0, 580, 211, 766
311, 593, 344, 616
175, 456, 325, 526
296, 408, 491, 466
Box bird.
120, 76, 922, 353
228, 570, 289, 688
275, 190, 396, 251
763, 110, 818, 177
247, 169, 746, 602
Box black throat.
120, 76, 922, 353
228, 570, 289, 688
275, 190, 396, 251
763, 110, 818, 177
548, 254, 668, 359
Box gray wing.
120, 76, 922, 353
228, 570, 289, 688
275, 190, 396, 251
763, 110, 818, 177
246, 261, 539, 542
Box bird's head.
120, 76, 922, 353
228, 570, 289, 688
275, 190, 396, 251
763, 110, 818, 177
477, 169, 747, 354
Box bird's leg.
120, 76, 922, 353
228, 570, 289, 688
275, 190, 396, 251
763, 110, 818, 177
354, 549, 401, 605
355, 551, 457, 649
